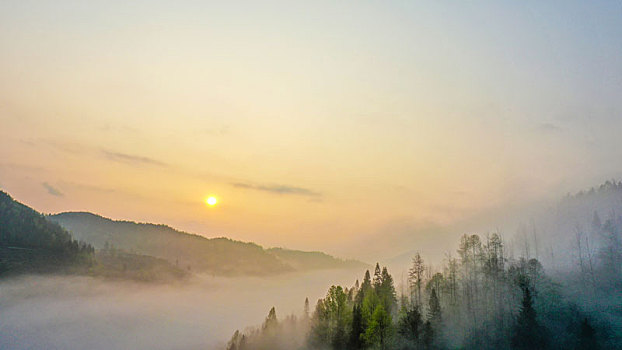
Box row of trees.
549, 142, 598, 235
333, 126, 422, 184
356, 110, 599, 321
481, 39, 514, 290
225, 232, 617, 349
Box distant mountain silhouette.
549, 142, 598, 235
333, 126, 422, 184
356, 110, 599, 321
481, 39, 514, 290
49, 212, 366, 276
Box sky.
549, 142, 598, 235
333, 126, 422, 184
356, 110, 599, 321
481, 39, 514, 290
1, 1, 622, 259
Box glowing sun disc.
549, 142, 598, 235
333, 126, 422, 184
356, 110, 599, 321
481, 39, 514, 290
206, 197, 218, 206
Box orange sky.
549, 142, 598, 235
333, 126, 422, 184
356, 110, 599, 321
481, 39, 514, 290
2, 1, 622, 259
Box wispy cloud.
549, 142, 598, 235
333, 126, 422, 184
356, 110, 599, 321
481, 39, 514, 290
101, 150, 167, 167
42, 182, 63, 197
232, 183, 321, 197
537, 122, 562, 132
62, 181, 116, 194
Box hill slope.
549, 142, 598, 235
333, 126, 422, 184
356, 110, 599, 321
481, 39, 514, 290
49, 212, 366, 276
0, 191, 93, 275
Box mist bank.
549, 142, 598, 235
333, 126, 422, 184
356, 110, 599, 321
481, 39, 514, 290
227, 238, 622, 350
375, 180, 622, 276
0, 268, 366, 350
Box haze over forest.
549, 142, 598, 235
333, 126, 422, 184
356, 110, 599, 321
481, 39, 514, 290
1, 1, 622, 349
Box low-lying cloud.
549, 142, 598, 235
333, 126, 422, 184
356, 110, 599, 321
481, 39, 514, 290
0, 270, 362, 350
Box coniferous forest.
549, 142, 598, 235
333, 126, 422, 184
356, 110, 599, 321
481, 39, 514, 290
226, 227, 622, 350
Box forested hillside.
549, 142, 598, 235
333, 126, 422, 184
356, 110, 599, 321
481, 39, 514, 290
225, 183, 622, 350
0, 191, 93, 275
50, 212, 366, 276
227, 235, 621, 349
528, 180, 622, 274
268, 248, 365, 271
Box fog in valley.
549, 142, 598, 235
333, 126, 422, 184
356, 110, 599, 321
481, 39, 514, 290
0, 269, 365, 350
2, 1, 622, 349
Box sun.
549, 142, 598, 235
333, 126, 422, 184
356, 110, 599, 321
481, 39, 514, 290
206, 196, 218, 206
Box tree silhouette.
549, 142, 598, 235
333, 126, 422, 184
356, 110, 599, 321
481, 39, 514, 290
576, 318, 599, 350
511, 279, 548, 350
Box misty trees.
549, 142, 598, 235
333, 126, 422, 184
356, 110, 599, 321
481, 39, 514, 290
226, 330, 245, 350
365, 305, 392, 350
598, 218, 622, 285
396, 300, 423, 350
224, 229, 619, 350
308, 263, 398, 350
227, 305, 307, 350
458, 234, 484, 325
378, 267, 398, 315
309, 285, 352, 348
409, 253, 425, 308
427, 289, 441, 327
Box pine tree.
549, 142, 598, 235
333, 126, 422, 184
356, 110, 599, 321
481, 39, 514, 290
365, 305, 392, 350
427, 288, 441, 326
226, 330, 241, 350
356, 270, 373, 305
263, 306, 278, 331
304, 297, 310, 320
379, 266, 398, 314
511, 281, 548, 350
397, 302, 423, 348
348, 304, 364, 350
409, 253, 425, 308
373, 263, 383, 290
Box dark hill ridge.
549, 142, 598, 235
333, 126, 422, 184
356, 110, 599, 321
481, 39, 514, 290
0, 191, 93, 275
49, 212, 367, 276
267, 247, 365, 271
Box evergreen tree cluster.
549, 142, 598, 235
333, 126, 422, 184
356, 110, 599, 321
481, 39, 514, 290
225, 232, 617, 349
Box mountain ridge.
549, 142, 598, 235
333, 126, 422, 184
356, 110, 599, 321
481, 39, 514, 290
49, 211, 367, 276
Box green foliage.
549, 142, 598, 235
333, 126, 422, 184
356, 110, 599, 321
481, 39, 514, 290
227, 227, 621, 350
356, 269, 373, 305
364, 304, 393, 350
378, 267, 398, 315
397, 301, 424, 349
349, 304, 364, 350
309, 285, 352, 348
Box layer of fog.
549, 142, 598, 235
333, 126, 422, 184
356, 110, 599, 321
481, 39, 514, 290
0, 268, 366, 350
372, 183, 622, 279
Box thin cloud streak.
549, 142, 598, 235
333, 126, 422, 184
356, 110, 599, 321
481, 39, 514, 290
232, 183, 321, 197
42, 182, 63, 197
101, 150, 167, 167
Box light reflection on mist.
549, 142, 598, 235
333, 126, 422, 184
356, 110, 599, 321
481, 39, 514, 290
0, 269, 365, 350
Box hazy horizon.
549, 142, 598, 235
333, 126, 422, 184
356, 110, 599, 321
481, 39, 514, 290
2, 1, 622, 260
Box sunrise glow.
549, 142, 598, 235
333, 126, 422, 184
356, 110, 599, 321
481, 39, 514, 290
206, 197, 218, 206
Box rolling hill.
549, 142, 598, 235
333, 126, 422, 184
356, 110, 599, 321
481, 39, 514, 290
49, 212, 367, 276
0, 191, 93, 275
